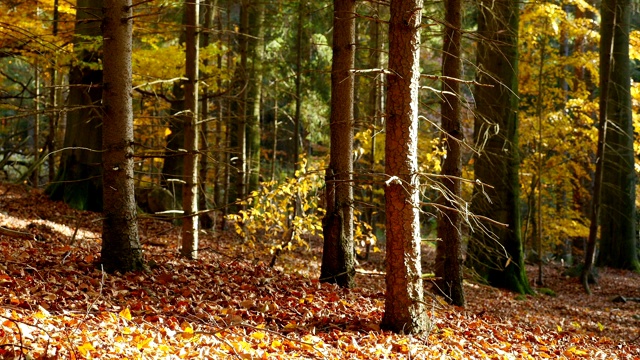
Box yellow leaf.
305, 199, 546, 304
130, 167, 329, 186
251, 331, 266, 340
34, 306, 50, 319
119, 307, 132, 321
557, 325, 562, 332
77, 342, 95, 356
137, 336, 153, 350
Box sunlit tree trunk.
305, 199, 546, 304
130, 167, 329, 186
45, 0, 103, 211
381, 0, 427, 334
101, 0, 143, 272
596, 0, 638, 270
320, 0, 355, 288
467, 0, 532, 294
434, 0, 465, 306
181, 0, 200, 259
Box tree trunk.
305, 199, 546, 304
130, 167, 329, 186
293, 0, 304, 170
434, 0, 465, 307
596, 0, 638, 270
45, 0, 103, 212
380, 0, 427, 334
467, 0, 532, 294
181, 0, 200, 259
247, 1, 264, 192
101, 0, 143, 272
198, 0, 217, 230
320, 0, 356, 289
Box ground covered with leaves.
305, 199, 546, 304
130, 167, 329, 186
0, 183, 639, 359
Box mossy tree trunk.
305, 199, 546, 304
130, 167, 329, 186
596, 0, 638, 270
45, 0, 103, 212
467, 0, 533, 295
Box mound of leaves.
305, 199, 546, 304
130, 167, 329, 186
0, 183, 638, 358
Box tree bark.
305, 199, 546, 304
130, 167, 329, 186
45, 0, 103, 212
467, 0, 532, 294
380, 0, 427, 334
101, 0, 143, 272
247, 1, 264, 192
596, 0, 638, 270
181, 0, 200, 259
434, 0, 465, 307
320, 0, 356, 289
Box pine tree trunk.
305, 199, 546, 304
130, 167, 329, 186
434, 0, 465, 306
181, 0, 200, 259
380, 0, 427, 334
101, 0, 143, 272
320, 0, 356, 288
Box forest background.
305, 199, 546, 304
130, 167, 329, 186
1, 0, 640, 357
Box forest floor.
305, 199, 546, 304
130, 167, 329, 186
0, 182, 639, 359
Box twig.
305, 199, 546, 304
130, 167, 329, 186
0, 226, 35, 241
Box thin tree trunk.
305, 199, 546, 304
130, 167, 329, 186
293, 0, 304, 171
33, 61, 40, 188
181, 0, 200, 259
434, 0, 465, 306
320, 0, 356, 289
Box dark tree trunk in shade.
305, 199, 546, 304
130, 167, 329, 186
434, 0, 465, 307
467, 0, 532, 295
320, 0, 356, 289
45, 0, 103, 212
596, 0, 638, 270
380, 0, 427, 334
101, 0, 143, 272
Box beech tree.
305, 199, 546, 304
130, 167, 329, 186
596, 0, 638, 270
46, 0, 104, 211
435, 0, 465, 306
101, 0, 143, 272
467, 0, 532, 294
381, 0, 427, 334
320, 0, 356, 288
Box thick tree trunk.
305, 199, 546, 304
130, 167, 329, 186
467, 0, 532, 294
101, 0, 143, 273
596, 0, 638, 270
320, 0, 356, 289
181, 0, 200, 259
434, 0, 465, 307
45, 0, 103, 212
380, 0, 427, 334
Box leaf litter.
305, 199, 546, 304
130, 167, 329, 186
0, 183, 638, 358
